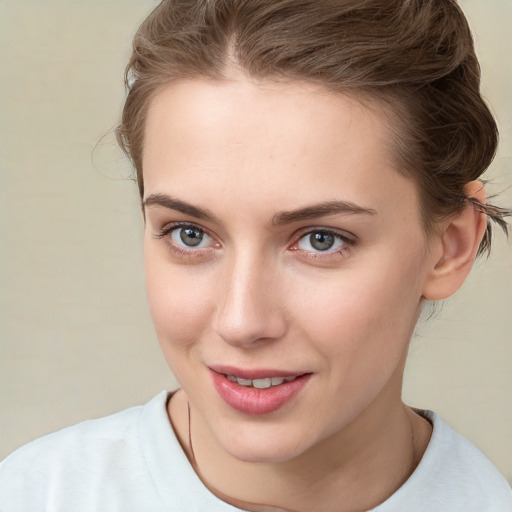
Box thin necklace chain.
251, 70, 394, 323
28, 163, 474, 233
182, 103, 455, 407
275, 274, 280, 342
187, 401, 297, 512
186, 401, 419, 512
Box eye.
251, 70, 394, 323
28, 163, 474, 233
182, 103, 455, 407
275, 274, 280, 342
154, 222, 218, 255
169, 225, 213, 249
295, 229, 352, 254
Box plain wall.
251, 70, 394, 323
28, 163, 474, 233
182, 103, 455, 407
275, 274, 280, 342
0, 0, 511, 482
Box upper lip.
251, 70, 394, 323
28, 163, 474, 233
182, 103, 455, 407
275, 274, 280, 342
209, 365, 308, 380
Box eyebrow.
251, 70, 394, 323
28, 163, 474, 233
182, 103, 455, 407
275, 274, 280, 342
143, 194, 221, 224
272, 200, 376, 225
143, 194, 376, 225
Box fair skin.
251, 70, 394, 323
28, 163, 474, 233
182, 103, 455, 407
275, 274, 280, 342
142, 76, 487, 512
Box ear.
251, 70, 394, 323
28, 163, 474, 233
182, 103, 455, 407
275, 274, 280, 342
422, 181, 488, 301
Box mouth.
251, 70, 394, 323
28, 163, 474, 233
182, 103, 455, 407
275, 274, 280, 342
225, 374, 300, 389
209, 366, 312, 415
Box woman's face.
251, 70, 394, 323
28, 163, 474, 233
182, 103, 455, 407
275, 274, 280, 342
142, 78, 435, 463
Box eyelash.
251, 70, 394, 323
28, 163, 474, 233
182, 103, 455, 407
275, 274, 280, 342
291, 228, 356, 260
155, 223, 357, 260
155, 222, 218, 259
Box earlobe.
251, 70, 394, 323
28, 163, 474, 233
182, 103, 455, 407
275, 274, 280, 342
422, 181, 488, 301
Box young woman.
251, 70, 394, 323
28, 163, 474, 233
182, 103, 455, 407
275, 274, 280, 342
1, 0, 511, 510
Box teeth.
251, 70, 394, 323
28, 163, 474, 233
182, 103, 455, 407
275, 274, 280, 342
253, 378, 272, 389
228, 375, 298, 388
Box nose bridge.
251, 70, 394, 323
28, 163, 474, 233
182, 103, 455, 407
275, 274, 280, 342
213, 246, 285, 347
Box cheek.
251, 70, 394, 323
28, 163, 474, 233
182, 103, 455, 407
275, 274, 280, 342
290, 250, 425, 371
144, 248, 215, 359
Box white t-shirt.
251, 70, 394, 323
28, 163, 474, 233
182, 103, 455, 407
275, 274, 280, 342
0, 391, 511, 511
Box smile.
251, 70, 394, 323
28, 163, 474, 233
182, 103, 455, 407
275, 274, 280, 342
225, 375, 299, 389
210, 368, 312, 415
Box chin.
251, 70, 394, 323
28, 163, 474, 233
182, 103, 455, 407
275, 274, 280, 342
215, 425, 314, 464
225, 443, 303, 464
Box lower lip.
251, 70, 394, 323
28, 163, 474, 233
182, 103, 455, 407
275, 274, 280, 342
211, 371, 311, 415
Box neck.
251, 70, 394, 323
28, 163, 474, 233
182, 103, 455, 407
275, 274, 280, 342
169, 387, 432, 512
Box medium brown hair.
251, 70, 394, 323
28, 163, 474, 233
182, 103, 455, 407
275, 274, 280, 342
117, 0, 510, 255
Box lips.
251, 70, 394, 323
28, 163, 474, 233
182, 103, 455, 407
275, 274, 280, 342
210, 366, 312, 415
226, 374, 298, 389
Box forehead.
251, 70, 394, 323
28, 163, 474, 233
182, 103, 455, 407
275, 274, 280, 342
142, 77, 419, 223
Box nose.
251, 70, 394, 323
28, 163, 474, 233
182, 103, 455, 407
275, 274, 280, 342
212, 253, 287, 348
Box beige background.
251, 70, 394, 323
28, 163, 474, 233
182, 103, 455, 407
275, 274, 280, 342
1, 0, 511, 482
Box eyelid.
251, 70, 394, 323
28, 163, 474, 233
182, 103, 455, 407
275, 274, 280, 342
156, 221, 214, 240
291, 226, 357, 245
288, 227, 357, 261
154, 222, 356, 260
155, 221, 221, 254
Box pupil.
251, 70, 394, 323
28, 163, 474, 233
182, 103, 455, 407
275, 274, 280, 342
310, 232, 334, 251
180, 227, 203, 247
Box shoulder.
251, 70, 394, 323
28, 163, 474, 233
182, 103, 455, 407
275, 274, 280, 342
1, 399, 143, 470
375, 409, 512, 512
0, 391, 171, 511
422, 410, 511, 500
